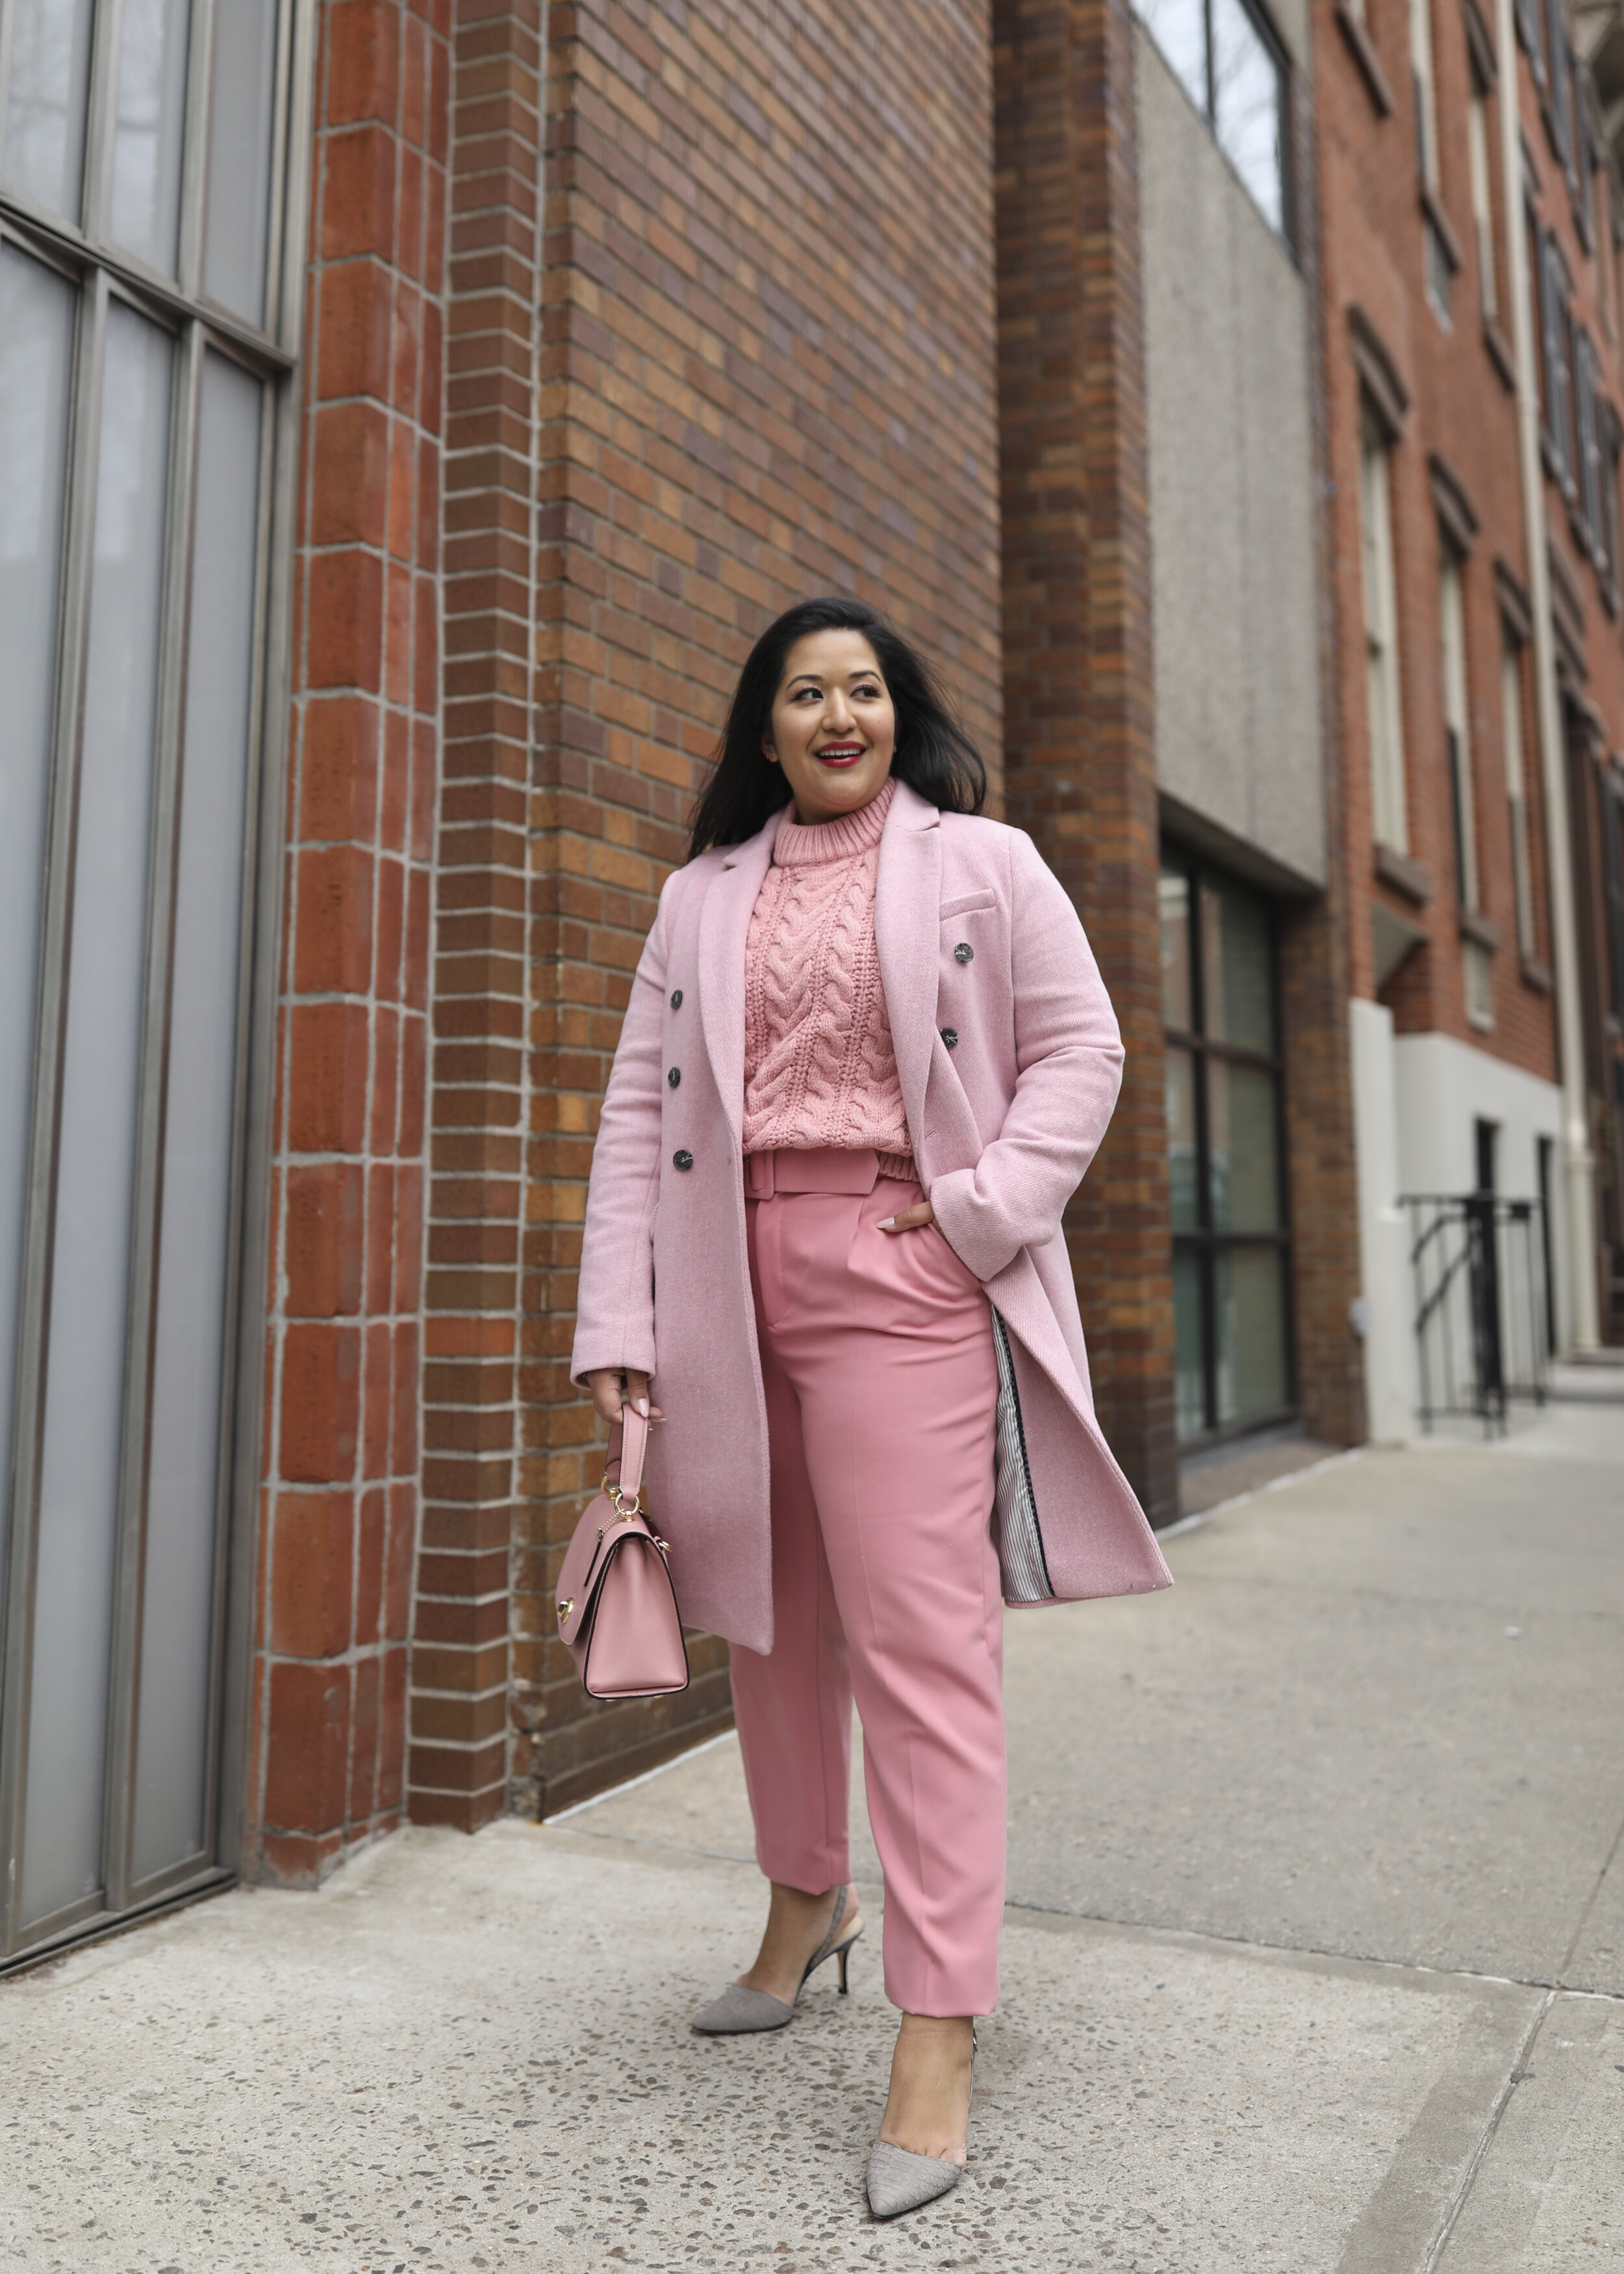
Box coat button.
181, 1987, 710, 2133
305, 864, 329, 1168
673, 1149, 693, 1170
941, 1027, 959, 1050
954, 941, 974, 964
670, 988, 683, 1008
667, 1066, 681, 1088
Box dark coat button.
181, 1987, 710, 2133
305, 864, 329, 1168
954, 941, 974, 964
673, 1149, 693, 1170
667, 1066, 681, 1088
941, 1027, 959, 1049
670, 988, 683, 1008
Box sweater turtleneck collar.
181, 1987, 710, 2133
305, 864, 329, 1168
772, 774, 896, 867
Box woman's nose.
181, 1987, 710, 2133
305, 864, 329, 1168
825, 691, 854, 731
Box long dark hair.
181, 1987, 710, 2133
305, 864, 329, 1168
687, 598, 986, 858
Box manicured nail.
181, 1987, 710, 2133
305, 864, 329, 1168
634, 1396, 649, 1417
877, 1216, 896, 1230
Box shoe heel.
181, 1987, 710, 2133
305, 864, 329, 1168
837, 1943, 852, 1995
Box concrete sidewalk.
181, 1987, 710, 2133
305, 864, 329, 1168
2, 1392, 1620, 2273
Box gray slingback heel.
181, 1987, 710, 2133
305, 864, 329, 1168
690, 1885, 862, 2035
865, 2025, 976, 2219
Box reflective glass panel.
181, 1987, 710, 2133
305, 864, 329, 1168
0, 246, 75, 1602
1165, 1045, 1199, 1231
133, 353, 260, 1887
21, 302, 172, 1927
1212, 0, 1284, 235
1200, 875, 1275, 1053
110, 0, 194, 274
1, 0, 95, 220
1134, 0, 1208, 110
1206, 1059, 1281, 1231
1173, 1247, 1206, 1440
1214, 1246, 1288, 1425
1160, 867, 1192, 1029
203, 0, 280, 324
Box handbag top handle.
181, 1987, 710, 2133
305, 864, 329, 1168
605, 1401, 650, 1504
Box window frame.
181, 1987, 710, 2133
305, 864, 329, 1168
1161, 848, 1297, 1449
1134, 0, 1295, 248
1438, 544, 1480, 915
1500, 631, 1539, 963
0, 0, 315, 1965
1358, 402, 1411, 854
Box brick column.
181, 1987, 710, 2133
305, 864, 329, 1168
249, 0, 448, 1886
1281, 55, 1365, 1448
513, 0, 1004, 1815
409, 0, 545, 1832
993, 0, 1178, 1523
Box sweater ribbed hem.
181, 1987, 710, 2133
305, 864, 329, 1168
774, 776, 895, 867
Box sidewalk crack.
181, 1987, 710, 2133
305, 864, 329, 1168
1558, 1808, 1624, 1987
1417, 1989, 1554, 2274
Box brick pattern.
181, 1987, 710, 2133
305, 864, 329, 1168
410, 0, 545, 1834
1517, 32, 1624, 1337
247, 0, 448, 1887
1316, 0, 1564, 1082
516, 0, 1004, 1813
992, 0, 1178, 1524
1280, 57, 1367, 1446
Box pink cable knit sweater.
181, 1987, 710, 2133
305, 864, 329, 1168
742, 777, 912, 1163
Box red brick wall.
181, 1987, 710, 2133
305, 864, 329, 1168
517, 0, 1004, 1813
411, 0, 546, 1833
1316, 0, 1562, 1080
246, 0, 448, 1887
992, 0, 1178, 1523
1281, 47, 1367, 1448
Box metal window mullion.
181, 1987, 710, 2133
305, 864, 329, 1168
0, 192, 297, 365
177, 0, 219, 302
177, 0, 219, 303
214, 334, 301, 1879
81, 0, 128, 246
160, 353, 281, 1896
270, 0, 316, 357
1187, 873, 1221, 1432
0, 270, 111, 1960
101, 318, 205, 1919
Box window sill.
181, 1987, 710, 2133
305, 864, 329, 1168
1336, 3, 1395, 114
1421, 185, 1465, 273
1483, 318, 1517, 391
1520, 953, 1554, 992
1458, 907, 1502, 951
1375, 841, 1432, 904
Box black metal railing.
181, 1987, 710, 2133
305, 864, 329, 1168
1402, 1193, 1552, 1433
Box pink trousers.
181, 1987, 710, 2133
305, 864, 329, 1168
731, 1146, 1006, 2017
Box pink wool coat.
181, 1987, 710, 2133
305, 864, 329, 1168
570, 778, 1173, 1652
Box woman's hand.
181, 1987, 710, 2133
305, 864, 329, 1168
585, 1367, 663, 1425
878, 1201, 936, 1234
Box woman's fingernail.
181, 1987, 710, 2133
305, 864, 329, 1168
878, 1217, 896, 1230
634, 1396, 649, 1417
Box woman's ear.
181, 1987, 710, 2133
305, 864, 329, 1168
761, 737, 779, 765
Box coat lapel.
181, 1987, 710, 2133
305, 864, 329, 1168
875, 780, 942, 1155
698, 811, 782, 1143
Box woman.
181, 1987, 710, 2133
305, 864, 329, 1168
572, 598, 1170, 2219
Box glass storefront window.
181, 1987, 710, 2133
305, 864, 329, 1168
1161, 853, 1292, 1442
1, 0, 298, 1960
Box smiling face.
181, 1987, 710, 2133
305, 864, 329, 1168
762, 628, 897, 826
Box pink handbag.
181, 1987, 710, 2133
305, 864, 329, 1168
555, 1405, 689, 1698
